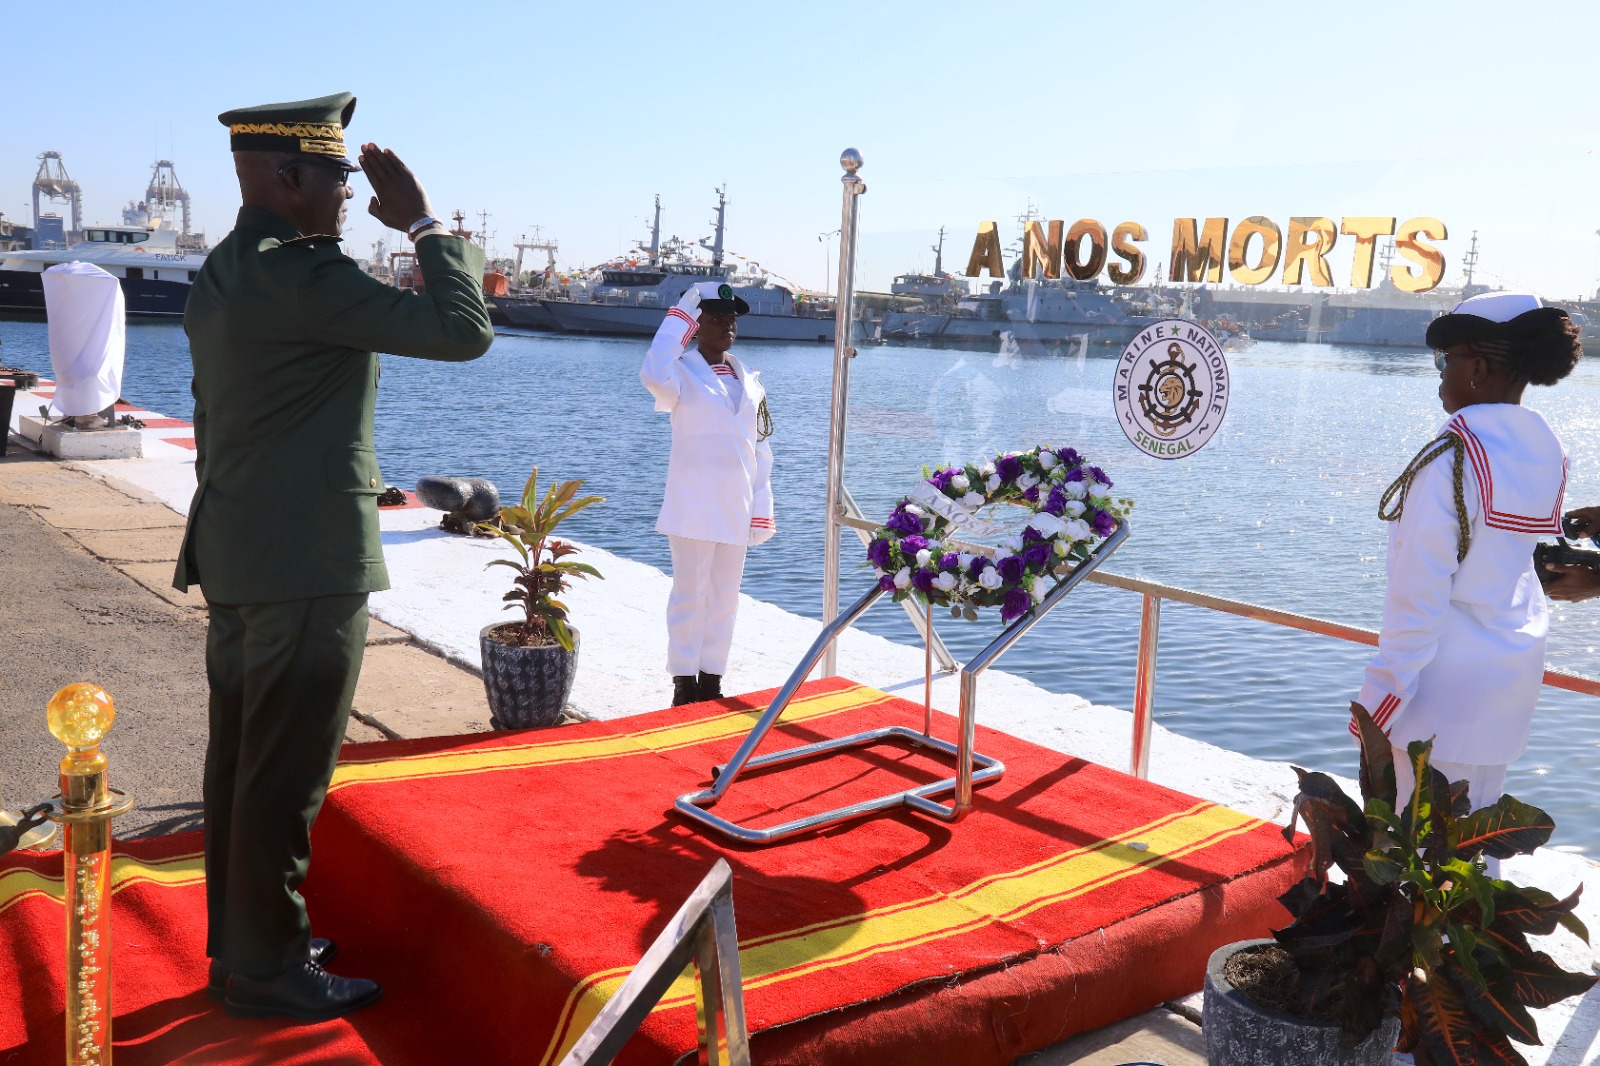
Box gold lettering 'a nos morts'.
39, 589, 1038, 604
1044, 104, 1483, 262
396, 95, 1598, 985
1170, 218, 1227, 283
966, 221, 1005, 277
1020, 220, 1063, 279
1107, 222, 1147, 285
1228, 217, 1281, 286
1064, 220, 1107, 281
1341, 217, 1397, 288
1282, 217, 1338, 286
1392, 217, 1447, 293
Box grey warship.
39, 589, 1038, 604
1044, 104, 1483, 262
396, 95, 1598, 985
498, 189, 839, 342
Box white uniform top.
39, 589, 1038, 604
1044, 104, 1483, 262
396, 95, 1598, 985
1356, 403, 1567, 764
641, 308, 775, 547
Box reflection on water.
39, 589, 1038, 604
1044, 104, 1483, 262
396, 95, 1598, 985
4, 320, 1598, 853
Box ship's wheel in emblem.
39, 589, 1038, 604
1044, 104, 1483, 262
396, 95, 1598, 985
1137, 342, 1203, 437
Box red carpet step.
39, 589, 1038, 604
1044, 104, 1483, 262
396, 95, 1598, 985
1, 678, 1307, 1064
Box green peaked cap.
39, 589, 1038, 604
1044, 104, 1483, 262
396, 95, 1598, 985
218, 92, 357, 166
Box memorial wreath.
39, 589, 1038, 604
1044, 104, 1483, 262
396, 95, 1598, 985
867, 446, 1130, 624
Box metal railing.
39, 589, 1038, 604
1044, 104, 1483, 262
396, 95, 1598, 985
834, 512, 1600, 779
558, 858, 749, 1066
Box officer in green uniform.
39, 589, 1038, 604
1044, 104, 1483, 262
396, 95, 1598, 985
173, 92, 494, 1021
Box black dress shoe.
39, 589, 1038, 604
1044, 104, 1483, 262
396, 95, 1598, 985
224, 959, 381, 1021
207, 938, 338, 1002
672, 675, 699, 706
698, 672, 723, 700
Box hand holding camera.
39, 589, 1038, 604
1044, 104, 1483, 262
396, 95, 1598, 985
1538, 507, 1600, 601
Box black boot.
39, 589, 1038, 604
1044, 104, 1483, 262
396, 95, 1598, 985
224, 960, 382, 1021
698, 672, 723, 700
672, 675, 699, 706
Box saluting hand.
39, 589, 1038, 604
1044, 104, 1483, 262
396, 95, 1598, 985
359, 143, 435, 232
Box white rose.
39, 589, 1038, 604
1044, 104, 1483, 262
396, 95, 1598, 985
1064, 481, 1087, 500
915, 548, 932, 568
957, 552, 975, 569
893, 566, 912, 589
951, 473, 970, 491
1038, 450, 1058, 471
985, 474, 1001, 493
904, 503, 924, 517
1031, 512, 1066, 538
980, 461, 996, 477
1089, 480, 1111, 497
1054, 539, 1072, 556
1003, 533, 1025, 551
1064, 518, 1092, 541
1030, 576, 1049, 602
978, 568, 1003, 590
1017, 471, 1040, 491
1063, 499, 1086, 517
934, 571, 958, 592
994, 545, 1014, 560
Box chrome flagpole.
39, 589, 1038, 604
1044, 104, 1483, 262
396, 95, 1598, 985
821, 149, 865, 678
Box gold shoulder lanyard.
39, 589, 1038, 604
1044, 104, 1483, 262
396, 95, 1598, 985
756, 397, 774, 442
1377, 432, 1470, 563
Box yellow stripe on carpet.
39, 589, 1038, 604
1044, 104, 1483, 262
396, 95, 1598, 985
0, 850, 204, 916
329, 684, 888, 794
537, 801, 1263, 1065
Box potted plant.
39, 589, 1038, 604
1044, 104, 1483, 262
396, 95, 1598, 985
1204, 705, 1596, 1066
477, 467, 604, 729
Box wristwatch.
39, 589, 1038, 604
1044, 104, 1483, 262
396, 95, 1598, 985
406, 215, 444, 241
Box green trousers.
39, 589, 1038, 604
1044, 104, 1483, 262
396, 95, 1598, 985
202, 593, 367, 979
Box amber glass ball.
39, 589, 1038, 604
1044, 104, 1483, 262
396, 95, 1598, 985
46, 684, 116, 750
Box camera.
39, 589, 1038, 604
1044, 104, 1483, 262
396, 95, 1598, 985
1533, 539, 1600, 586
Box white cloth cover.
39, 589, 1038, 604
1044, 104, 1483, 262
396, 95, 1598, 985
42, 261, 125, 416
641, 296, 775, 547
666, 535, 747, 676
1355, 404, 1566, 764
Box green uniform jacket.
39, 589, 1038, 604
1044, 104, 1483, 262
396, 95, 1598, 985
173, 206, 494, 603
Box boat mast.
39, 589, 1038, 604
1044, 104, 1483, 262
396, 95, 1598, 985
1463, 230, 1479, 288
642, 195, 662, 268
931, 226, 945, 276
706, 185, 727, 268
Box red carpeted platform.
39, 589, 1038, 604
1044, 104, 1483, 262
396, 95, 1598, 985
1, 678, 1308, 1065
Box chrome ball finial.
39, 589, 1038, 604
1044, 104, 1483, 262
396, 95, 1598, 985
840, 148, 863, 175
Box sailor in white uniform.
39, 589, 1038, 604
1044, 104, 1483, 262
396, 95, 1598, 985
641, 282, 775, 706
1352, 292, 1582, 827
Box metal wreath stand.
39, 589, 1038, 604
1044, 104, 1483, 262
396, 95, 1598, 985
673, 148, 1130, 845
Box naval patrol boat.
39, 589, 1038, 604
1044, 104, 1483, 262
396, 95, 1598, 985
497, 190, 841, 343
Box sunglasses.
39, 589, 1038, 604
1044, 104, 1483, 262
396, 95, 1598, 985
278, 157, 354, 187
1434, 348, 1506, 372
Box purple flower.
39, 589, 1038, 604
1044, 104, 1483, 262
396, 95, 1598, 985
1086, 466, 1112, 488
997, 555, 1026, 584
996, 454, 1023, 483
1058, 448, 1081, 466
886, 506, 923, 536
1062, 467, 1086, 483
901, 534, 929, 555
877, 574, 897, 592
928, 468, 956, 490
939, 552, 961, 570
867, 537, 892, 570
1022, 525, 1045, 543
1044, 487, 1067, 516
1022, 485, 1040, 503
1091, 509, 1117, 537
1023, 542, 1053, 569
912, 568, 936, 594
968, 556, 990, 577
1001, 588, 1033, 623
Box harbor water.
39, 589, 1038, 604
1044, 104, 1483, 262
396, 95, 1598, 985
5, 319, 1598, 854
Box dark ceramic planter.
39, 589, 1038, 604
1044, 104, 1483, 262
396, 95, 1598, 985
480, 623, 578, 730
1203, 939, 1399, 1066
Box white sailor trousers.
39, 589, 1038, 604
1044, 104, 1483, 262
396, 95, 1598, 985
666, 535, 748, 677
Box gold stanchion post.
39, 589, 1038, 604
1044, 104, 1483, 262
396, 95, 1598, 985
46, 683, 134, 1066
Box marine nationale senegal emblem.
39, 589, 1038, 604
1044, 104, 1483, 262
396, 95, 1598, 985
1113, 319, 1230, 460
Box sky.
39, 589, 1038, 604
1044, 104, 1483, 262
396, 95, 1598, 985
6, 1, 1600, 298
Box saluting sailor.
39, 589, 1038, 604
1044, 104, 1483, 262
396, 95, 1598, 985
174, 92, 494, 1020
642, 282, 775, 706
1351, 292, 1581, 833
